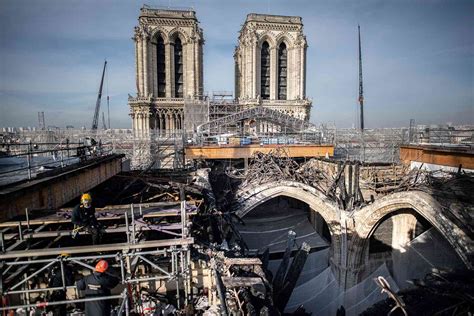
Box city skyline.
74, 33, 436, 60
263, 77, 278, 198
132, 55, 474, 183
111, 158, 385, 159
0, 0, 473, 129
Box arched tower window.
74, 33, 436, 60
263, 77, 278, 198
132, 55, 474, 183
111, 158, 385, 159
174, 38, 183, 98
260, 42, 270, 100
156, 36, 166, 98
278, 42, 287, 100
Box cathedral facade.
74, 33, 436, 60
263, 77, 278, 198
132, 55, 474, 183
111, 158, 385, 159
234, 14, 311, 122
129, 7, 311, 136
129, 7, 204, 136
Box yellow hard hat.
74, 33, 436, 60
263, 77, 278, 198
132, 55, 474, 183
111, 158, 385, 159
81, 193, 92, 203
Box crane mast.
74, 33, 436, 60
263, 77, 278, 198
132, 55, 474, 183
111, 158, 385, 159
358, 25, 364, 131
92, 60, 107, 130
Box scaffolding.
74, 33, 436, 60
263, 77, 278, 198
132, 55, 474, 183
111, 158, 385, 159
183, 98, 209, 132
209, 92, 241, 122
197, 106, 319, 134
2, 124, 472, 168
333, 128, 409, 163
0, 201, 194, 314
0, 141, 101, 186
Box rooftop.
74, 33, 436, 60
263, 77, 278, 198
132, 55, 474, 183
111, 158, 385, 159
139, 5, 196, 19
245, 13, 302, 25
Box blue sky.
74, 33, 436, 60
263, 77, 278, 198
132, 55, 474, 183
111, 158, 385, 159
0, 0, 473, 129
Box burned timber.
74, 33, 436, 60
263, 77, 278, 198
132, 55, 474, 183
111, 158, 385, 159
0, 5, 473, 316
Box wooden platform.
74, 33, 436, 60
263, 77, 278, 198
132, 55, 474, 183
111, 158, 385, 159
400, 145, 474, 169
185, 144, 334, 160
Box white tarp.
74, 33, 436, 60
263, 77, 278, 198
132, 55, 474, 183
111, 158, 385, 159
391, 227, 465, 289
238, 208, 465, 315
236, 212, 328, 253
267, 248, 330, 287
286, 264, 399, 316
284, 227, 465, 315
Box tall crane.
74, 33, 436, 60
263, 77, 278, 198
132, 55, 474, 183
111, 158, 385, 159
358, 25, 365, 131
102, 112, 107, 130
92, 60, 107, 130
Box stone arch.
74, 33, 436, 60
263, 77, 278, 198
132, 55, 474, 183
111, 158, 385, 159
234, 180, 343, 274
234, 180, 340, 236
257, 32, 276, 49
275, 32, 295, 48
150, 27, 169, 44
168, 27, 190, 44
350, 191, 472, 272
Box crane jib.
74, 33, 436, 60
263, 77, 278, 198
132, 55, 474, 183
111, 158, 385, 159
92, 60, 107, 130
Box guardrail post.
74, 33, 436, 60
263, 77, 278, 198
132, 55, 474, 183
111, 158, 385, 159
130, 204, 136, 244
124, 211, 130, 244
0, 232, 4, 252
25, 208, 30, 231
66, 138, 70, 159
27, 141, 32, 180
18, 221, 23, 241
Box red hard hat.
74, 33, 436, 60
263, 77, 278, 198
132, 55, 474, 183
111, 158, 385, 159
95, 260, 108, 273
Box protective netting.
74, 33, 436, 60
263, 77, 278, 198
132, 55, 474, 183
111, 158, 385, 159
238, 202, 466, 315
286, 264, 398, 315
236, 211, 328, 253
267, 248, 330, 287
391, 227, 465, 289
285, 265, 339, 313
282, 228, 464, 315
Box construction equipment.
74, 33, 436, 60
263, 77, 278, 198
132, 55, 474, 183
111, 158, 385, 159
38, 111, 45, 130
358, 25, 365, 131
102, 112, 107, 130
92, 60, 107, 130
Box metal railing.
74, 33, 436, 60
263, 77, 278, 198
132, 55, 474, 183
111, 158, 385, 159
0, 141, 101, 186
2, 125, 472, 169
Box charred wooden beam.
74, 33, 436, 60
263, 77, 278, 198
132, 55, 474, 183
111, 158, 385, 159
273, 230, 296, 294
275, 242, 311, 312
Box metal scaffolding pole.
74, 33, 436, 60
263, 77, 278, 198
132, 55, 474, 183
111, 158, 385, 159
0, 204, 194, 314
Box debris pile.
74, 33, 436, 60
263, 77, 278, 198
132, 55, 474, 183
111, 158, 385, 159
228, 148, 332, 192
363, 269, 474, 315
226, 149, 474, 213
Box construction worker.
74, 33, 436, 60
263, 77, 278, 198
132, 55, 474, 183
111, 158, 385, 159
76, 260, 119, 316
71, 193, 103, 244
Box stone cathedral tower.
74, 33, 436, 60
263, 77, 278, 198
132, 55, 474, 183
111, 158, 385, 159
129, 6, 204, 136
234, 14, 311, 121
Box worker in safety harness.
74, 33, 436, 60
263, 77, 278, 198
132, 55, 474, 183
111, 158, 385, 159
76, 260, 120, 316
71, 193, 103, 244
